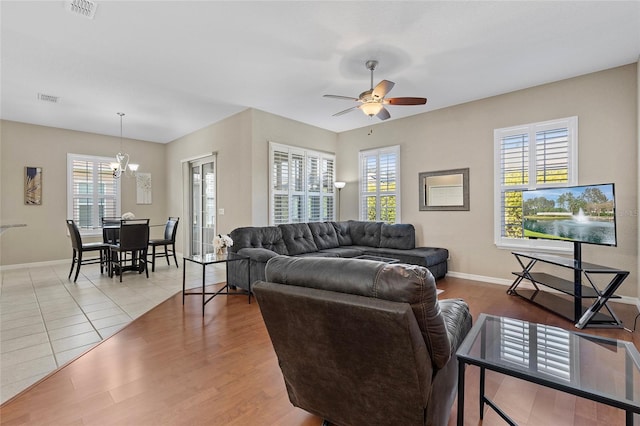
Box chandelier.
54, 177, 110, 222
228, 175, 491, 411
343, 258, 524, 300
111, 112, 139, 179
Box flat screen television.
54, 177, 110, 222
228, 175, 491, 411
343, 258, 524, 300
522, 183, 617, 247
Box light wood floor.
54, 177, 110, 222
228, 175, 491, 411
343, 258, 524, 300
1, 276, 638, 426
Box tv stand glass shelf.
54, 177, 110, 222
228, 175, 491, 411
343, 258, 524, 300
508, 244, 629, 329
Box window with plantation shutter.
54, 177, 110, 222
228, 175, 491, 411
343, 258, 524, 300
67, 154, 121, 236
499, 317, 572, 383
494, 117, 577, 250
359, 145, 400, 224
269, 142, 335, 225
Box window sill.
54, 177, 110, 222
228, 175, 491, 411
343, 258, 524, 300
495, 239, 574, 255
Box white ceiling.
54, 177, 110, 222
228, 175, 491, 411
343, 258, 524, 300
2, 1, 639, 143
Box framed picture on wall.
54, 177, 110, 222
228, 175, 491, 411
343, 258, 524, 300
24, 166, 43, 205
136, 172, 152, 204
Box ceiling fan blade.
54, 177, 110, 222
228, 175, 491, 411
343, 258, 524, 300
332, 106, 359, 117
384, 97, 427, 105
372, 80, 395, 100
376, 107, 391, 120
323, 94, 359, 101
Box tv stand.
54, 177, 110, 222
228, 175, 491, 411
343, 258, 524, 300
508, 242, 629, 329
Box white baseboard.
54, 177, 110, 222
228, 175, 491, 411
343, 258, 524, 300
446, 270, 640, 306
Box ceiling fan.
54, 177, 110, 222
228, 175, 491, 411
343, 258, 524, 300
324, 60, 427, 121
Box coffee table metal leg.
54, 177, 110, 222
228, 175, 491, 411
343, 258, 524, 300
202, 263, 206, 316
457, 359, 465, 426
480, 366, 485, 419
247, 258, 251, 304
182, 258, 186, 305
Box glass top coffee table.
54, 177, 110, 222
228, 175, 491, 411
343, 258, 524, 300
182, 252, 251, 316
456, 313, 640, 425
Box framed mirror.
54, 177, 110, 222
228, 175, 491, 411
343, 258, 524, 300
419, 168, 469, 211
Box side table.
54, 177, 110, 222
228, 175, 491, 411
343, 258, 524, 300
182, 252, 251, 316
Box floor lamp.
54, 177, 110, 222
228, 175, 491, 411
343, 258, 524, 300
334, 181, 346, 221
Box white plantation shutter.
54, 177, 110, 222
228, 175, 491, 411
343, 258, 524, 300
307, 155, 321, 222
494, 117, 577, 249
359, 145, 400, 224
67, 154, 121, 234
499, 318, 571, 382
269, 142, 336, 225
321, 157, 335, 221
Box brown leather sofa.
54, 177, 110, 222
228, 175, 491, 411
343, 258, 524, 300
253, 256, 472, 426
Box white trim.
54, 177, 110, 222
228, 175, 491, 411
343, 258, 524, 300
358, 145, 401, 223
180, 152, 215, 163
493, 116, 578, 252
268, 141, 336, 225
67, 153, 121, 236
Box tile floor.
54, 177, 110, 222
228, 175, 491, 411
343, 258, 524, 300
0, 258, 227, 404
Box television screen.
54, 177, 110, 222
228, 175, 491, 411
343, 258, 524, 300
522, 183, 617, 246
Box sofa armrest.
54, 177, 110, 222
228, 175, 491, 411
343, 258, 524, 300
438, 298, 472, 352
238, 247, 280, 263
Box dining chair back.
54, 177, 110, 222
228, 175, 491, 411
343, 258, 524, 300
148, 217, 179, 272
66, 219, 109, 282
101, 217, 122, 244
109, 219, 150, 282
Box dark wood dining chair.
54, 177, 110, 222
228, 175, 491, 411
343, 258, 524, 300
66, 219, 109, 282
148, 217, 179, 272
109, 219, 150, 282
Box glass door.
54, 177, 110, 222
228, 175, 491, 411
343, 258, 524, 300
190, 156, 216, 257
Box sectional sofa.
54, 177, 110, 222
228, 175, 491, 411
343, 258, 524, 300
227, 220, 449, 291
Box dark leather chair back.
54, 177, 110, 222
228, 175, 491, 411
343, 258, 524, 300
164, 217, 179, 241
66, 220, 82, 250
254, 256, 471, 426
119, 221, 149, 251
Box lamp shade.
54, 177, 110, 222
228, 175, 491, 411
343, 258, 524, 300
334, 181, 346, 189
360, 102, 383, 117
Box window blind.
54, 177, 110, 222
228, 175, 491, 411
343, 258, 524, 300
494, 117, 577, 247
269, 142, 335, 225
359, 145, 400, 224
68, 154, 120, 232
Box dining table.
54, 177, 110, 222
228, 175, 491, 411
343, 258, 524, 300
101, 219, 153, 275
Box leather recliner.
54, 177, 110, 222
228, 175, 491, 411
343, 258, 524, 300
253, 256, 472, 426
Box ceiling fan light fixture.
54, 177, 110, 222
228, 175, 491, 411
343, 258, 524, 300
361, 102, 383, 117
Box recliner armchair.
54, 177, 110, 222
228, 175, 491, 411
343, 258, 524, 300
253, 256, 472, 426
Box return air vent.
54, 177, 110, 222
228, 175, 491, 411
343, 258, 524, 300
37, 93, 59, 103
66, 0, 98, 19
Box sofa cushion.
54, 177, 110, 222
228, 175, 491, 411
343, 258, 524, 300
279, 223, 319, 255
331, 221, 353, 246
380, 223, 415, 250
318, 247, 366, 258
308, 222, 340, 250
229, 226, 288, 254
348, 221, 382, 247
265, 255, 452, 368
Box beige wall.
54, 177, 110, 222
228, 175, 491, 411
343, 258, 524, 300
249, 109, 338, 226
164, 109, 253, 255
0, 121, 167, 266
2, 64, 638, 299
164, 108, 337, 254
337, 64, 638, 297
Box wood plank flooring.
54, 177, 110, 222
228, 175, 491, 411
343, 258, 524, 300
1, 277, 638, 426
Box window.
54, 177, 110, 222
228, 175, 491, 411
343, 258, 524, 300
269, 142, 335, 225
359, 145, 400, 224
67, 154, 121, 235
498, 317, 572, 382
494, 117, 578, 250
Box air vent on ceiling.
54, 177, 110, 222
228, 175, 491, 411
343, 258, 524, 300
38, 93, 60, 103
66, 0, 98, 19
